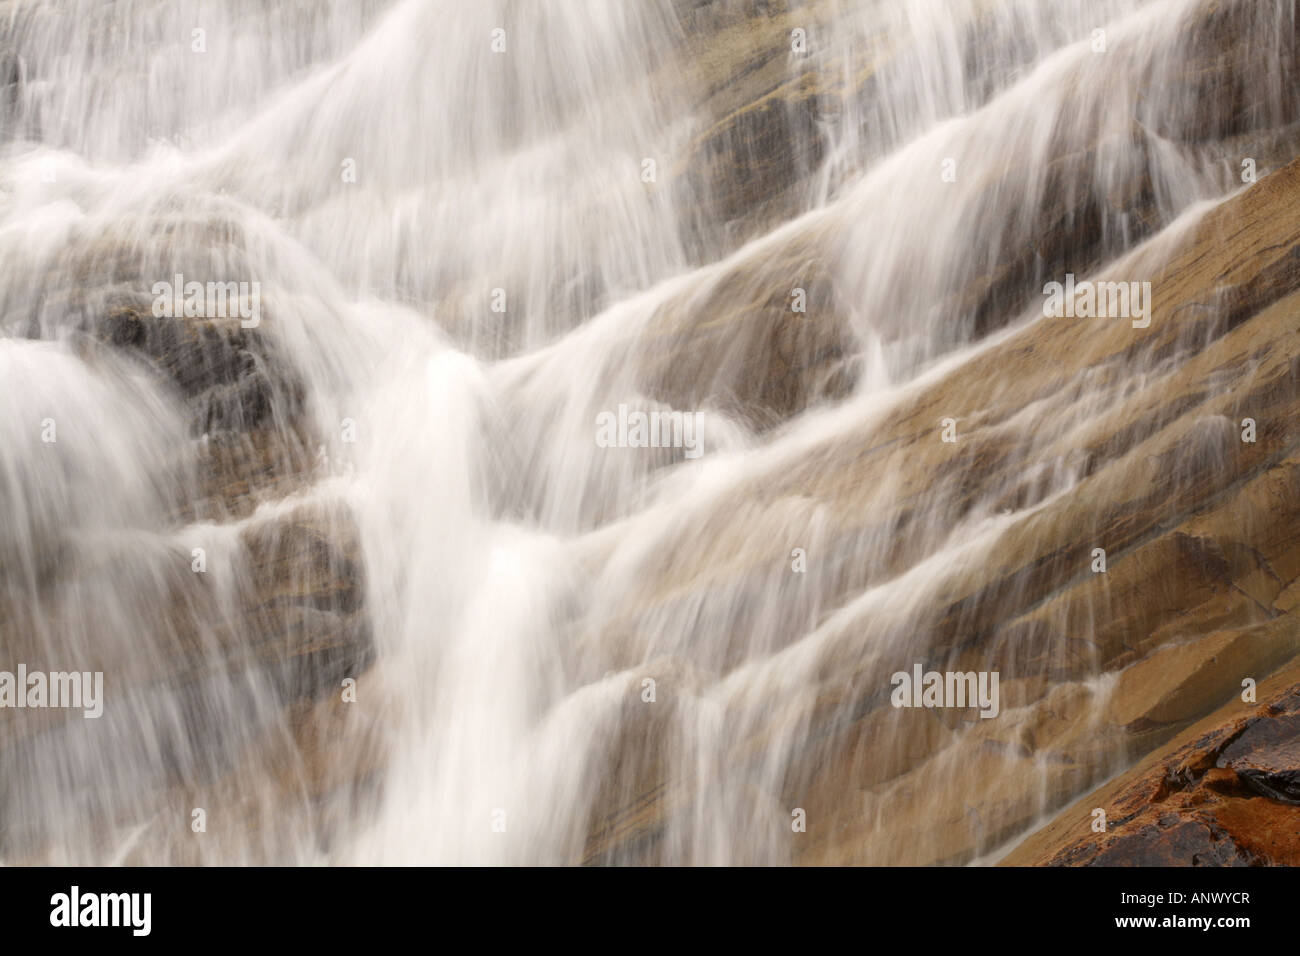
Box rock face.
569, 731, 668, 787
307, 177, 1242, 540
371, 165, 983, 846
7, 0, 1300, 866
1004, 661, 1300, 866
527, 0, 1300, 865
625, 0, 1300, 432
668, 0, 850, 255
0, 494, 371, 860
0, 248, 369, 860
579, 136, 1300, 866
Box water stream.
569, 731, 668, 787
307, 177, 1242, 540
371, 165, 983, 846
1, 0, 1294, 864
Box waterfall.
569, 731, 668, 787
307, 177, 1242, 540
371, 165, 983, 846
1, 0, 1296, 864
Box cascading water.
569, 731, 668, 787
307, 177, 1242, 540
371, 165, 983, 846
1, 0, 1296, 865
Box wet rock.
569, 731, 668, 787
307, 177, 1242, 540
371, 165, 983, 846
240, 510, 372, 697
0, 501, 372, 861
666, 0, 849, 255
69, 300, 321, 520
678, 71, 833, 254
1137, 0, 1300, 143
1005, 673, 1300, 866
90, 306, 304, 439
1218, 712, 1300, 804
639, 223, 857, 427
585, 151, 1300, 866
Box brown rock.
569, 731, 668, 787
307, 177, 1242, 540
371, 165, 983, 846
1003, 665, 1300, 866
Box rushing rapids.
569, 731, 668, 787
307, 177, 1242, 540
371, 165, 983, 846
1, 0, 1298, 865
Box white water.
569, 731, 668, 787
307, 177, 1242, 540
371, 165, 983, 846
0, 0, 1295, 864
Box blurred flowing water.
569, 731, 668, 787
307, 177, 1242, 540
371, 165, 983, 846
0, 0, 1295, 863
